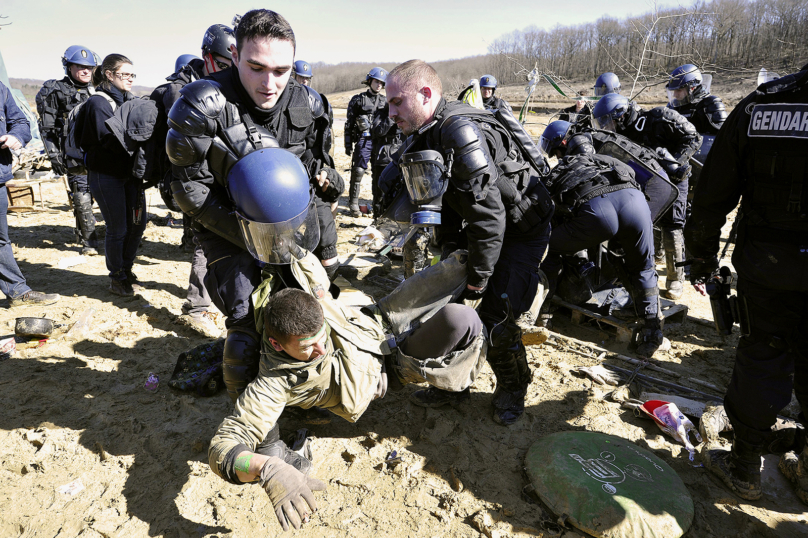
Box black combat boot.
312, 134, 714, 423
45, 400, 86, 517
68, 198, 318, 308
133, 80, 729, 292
72, 190, 99, 255
704, 437, 763, 500
662, 228, 685, 300
629, 317, 665, 357
348, 168, 365, 217
487, 341, 532, 426
255, 425, 313, 475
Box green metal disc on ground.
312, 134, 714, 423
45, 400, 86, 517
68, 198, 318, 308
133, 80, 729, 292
525, 431, 693, 538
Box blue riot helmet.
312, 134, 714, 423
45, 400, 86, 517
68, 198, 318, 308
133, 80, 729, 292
61, 45, 96, 75
294, 60, 313, 79
592, 93, 631, 133
366, 67, 388, 86
480, 75, 497, 89
400, 150, 447, 226
228, 148, 320, 264
175, 54, 201, 73
539, 121, 572, 158
666, 64, 708, 107
202, 24, 236, 58
593, 72, 621, 96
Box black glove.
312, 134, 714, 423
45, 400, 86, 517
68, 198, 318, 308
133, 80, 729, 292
655, 147, 681, 180
316, 168, 345, 203
460, 286, 487, 302
688, 256, 719, 286
49, 154, 67, 176
259, 456, 327, 531
344, 137, 353, 156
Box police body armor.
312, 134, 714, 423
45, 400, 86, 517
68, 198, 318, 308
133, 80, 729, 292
544, 153, 639, 218
590, 130, 679, 223
346, 90, 385, 142
427, 101, 555, 233
674, 94, 728, 134
36, 77, 94, 171
166, 78, 334, 247
739, 76, 808, 242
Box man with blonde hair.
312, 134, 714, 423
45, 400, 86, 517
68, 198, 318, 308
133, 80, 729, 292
381, 60, 554, 425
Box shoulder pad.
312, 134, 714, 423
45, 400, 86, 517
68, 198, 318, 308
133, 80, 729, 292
440, 116, 494, 196
701, 95, 726, 113
168, 80, 226, 137
567, 133, 595, 155
178, 80, 227, 119
302, 85, 325, 118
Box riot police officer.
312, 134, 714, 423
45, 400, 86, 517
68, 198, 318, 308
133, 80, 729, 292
666, 64, 727, 135
369, 103, 404, 213
384, 60, 554, 425
479, 75, 511, 111
294, 60, 313, 86
36, 45, 99, 255
593, 72, 621, 96
539, 121, 663, 356
345, 67, 387, 216
151, 24, 235, 338
593, 94, 701, 300
685, 63, 808, 505
166, 9, 343, 402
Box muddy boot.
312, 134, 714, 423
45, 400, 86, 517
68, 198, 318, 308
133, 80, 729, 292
700, 405, 733, 446
662, 228, 685, 300
348, 168, 365, 217
779, 445, 808, 505
73, 191, 99, 255
768, 418, 806, 456
409, 386, 471, 408
629, 318, 664, 358
704, 438, 763, 500
488, 341, 532, 426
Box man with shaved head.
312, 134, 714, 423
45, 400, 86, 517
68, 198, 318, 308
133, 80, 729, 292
382, 60, 554, 426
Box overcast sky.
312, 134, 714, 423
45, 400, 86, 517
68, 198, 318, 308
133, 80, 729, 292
1, 0, 671, 87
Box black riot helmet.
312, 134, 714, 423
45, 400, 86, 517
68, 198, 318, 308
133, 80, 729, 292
202, 24, 236, 59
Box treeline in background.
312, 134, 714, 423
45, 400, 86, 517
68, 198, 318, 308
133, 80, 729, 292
311, 0, 808, 98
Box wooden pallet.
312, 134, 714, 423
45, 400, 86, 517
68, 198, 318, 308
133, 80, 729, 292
5, 174, 69, 212
550, 295, 688, 343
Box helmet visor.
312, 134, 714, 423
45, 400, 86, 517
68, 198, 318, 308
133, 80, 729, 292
400, 159, 447, 205
237, 199, 320, 264
666, 88, 693, 108
593, 114, 619, 132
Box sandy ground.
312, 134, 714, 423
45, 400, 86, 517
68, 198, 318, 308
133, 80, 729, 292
1, 118, 807, 538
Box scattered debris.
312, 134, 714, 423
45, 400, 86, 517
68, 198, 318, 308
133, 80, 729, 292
639, 400, 703, 460
58, 479, 85, 496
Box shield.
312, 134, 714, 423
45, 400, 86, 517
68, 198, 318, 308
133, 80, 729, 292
689, 133, 715, 195
597, 138, 679, 224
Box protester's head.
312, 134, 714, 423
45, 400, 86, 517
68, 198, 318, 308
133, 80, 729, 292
574, 89, 588, 112
93, 54, 134, 92
386, 60, 443, 135
264, 288, 327, 362
231, 9, 296, 110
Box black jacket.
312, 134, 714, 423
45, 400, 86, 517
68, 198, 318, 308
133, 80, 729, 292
35, 75, 93, 168
80, 84, 135, 178
685, 66, 808, 290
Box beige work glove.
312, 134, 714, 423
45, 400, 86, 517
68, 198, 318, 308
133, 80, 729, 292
259, 456, 327, 531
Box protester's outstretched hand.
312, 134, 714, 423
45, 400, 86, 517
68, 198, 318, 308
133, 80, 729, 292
259, 456, 326, 531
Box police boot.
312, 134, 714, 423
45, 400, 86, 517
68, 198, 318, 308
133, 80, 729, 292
348, 168, 365, 217
768, 418, 806, 456
779, 444, 808, 505
653, 227, 664, 265
488, 341, 532, 426
255, 425, 313, 476
222, 327, 261, 403
629, 317, 665, 358
662, 228, 685, 300
704, 437, 763, 500
72, 191, 99, 255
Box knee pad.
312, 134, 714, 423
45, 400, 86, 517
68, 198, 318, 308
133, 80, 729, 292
222, 328, 261, 403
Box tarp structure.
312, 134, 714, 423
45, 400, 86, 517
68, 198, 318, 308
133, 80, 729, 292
0, 48, 41, 142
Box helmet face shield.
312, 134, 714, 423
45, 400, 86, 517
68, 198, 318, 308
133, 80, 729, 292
593, 113, 619, 132
238, 199, 320, 264
667, 87, 693, 108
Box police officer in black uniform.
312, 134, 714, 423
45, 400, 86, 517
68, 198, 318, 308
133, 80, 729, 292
593, 94, 701, 301
479, 75, 510, 111
539, 121, 663, 356
166, 9, 343, 402
36, 45, 99, 255
685, 63, 808, 504
345, 67, 388, 216
666, 64, 727, 135
384, 60, 554, 425
369, 103, 405, 214
150, 24, 236, 338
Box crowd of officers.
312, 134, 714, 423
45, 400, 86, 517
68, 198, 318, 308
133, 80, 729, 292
14, 6, 807, 531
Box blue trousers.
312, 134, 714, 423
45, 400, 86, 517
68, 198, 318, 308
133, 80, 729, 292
0, 184, 31, 299
542, 188, 658, 319
351, 137, 373, 170
88, 171, 147, 280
